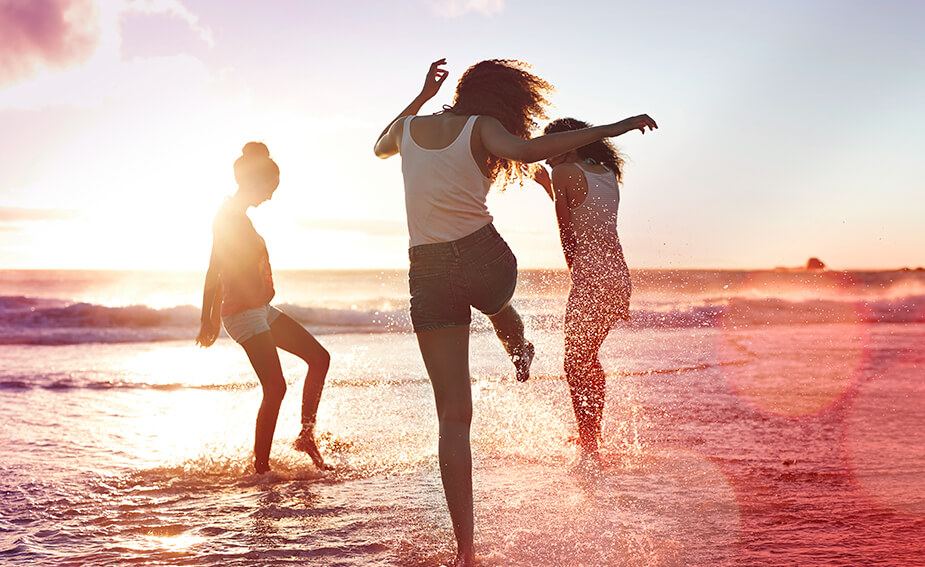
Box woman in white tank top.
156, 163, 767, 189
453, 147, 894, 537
535, 117, 643, 458
374, 59, 657, 567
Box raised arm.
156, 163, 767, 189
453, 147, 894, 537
196, 241, 223, 347
481, 114, 657, 164
374, 58, 449, 158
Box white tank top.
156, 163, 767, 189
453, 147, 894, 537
399, 115, 493, 247
570, 164, 627, 276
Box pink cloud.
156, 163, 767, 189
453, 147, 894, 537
0, 0, 100, 85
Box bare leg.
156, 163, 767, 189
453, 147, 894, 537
564, 295, 613, 454
270, 313, 331, 469
585, 357, 606, 439
417, 325, 475, 566
240, 331, 287, 473
565, 345, 607, 453
487, 304, 534, 382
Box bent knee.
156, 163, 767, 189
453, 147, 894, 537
313, 347, 331, 370
437, 404, 473, 425
263, 379, 287, 402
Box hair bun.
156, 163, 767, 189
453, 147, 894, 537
241, 141, 270, 158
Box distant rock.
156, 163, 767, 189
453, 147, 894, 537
806, 257, 826, 270
915, 267, 925, 272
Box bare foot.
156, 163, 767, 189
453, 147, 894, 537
512, 341, 534, 382
254, 459, 272, 475
573, 445, 603, 478
453, 550, 475, 567
294, 428, 331, 470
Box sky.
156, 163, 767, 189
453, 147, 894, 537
0, 0, 923, 270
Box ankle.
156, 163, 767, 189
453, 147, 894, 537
579, 435, 599, 454
511, 340, 532, 357
454, 547, 475, 566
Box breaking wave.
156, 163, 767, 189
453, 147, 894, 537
1, 292, 922, 345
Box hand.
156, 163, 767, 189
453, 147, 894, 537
419, 58, 449, 101
612, 114, 658, 136
196, 319, 219, 347
533, 165, 552, 189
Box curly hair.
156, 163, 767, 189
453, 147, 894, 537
444, 59, 552, 187
544, 118, 625, 184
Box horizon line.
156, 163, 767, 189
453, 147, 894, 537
2, 265, 923, 273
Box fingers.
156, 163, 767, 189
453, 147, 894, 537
426, 59, 449, 89
196, 328, 218, 347
633, 114, 658, 134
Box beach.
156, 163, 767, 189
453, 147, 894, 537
1, 269, 923, 565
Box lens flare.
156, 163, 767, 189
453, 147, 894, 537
716, 271, 872, 417
846, 339, 925, 516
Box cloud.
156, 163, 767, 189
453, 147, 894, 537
0, 206, 76, 222
430, 0, 505, 18
0, 0, 100, 85
121, 0, 213, 47
0, 0, 213, 93
0, 0, 217, 109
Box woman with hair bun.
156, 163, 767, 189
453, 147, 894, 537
196, 142, 330, 475
534, 118, 642, 458
374, 58, 657, 566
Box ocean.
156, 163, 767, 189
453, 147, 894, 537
1, 269, 923, 565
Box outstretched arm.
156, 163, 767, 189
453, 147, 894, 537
374, 58, 450, 158
481, 114, 657, 164
196, 243, 222, 347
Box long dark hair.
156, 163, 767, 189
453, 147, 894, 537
544, 118, 624, 184
444, 59, 552, 187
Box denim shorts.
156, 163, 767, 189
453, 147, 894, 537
408, 223, 518, 332
222, 304, 282, 344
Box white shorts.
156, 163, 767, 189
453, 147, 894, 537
222, 305, 282, 344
